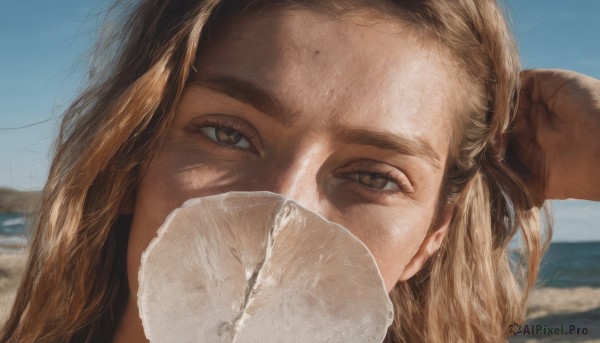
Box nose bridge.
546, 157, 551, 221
269, 146, 324, 213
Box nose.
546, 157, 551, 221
259, 146, 326, 215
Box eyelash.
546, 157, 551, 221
339, 168, 410, 199
188, 117, 258, 153
188, 117, 410, 199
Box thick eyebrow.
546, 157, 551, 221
331, 127, 441, 169
189, 73, 441, 169
190, 73, 299, 126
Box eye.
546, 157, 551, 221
187, 116, 258, 153
338, 166, 414, 200
344, 172, 401, 192
200, 126, 252, 150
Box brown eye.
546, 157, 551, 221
215, 127, 242, 145
357, 173, 392, 190
338, 165, 412, 199
199, 126, 252, 150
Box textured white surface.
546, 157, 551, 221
138, 191, 393, 343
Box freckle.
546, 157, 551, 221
314, 49, 320, 55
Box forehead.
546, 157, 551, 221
196, 8, 455, 160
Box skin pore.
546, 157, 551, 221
113, 8, 459, 342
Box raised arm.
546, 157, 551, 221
506, 69, 600, 204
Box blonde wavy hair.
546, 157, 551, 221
1, 0, 551, 342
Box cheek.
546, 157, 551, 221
132, 139, 245, 231
340, 205, 432, 292
126, 147, 230, 295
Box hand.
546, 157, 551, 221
505, 69, 600, 205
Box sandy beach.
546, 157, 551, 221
0, 250, 598, 341
510, 287, 600, 343
0, 251, 26, 324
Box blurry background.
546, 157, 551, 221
0, 0, 599, 341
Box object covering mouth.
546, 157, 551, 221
138, 191, 393, 343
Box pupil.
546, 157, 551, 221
216, 127, 242, 145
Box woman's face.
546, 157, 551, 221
127, 9, 456, 296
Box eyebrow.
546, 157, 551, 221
189, 73, 442, 169
191, 73, 298, 126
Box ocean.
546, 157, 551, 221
0, 213, 598, 287
537, 241, 600, 288
0, 212, 30, 253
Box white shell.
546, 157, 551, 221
138, 191, 393, 343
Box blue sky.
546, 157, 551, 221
1, 0, 599, 242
